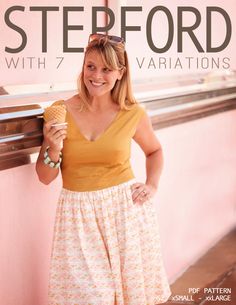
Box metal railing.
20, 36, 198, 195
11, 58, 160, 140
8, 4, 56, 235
1, 74, 236, 170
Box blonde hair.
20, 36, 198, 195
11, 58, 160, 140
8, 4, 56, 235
77, 36, 138, 111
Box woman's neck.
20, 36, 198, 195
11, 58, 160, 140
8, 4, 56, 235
89, 95, 117, 112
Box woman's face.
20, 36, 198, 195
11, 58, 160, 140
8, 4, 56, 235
83, 50, 123, 98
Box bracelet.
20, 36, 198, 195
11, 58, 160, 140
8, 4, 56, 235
43, 146, 62, 169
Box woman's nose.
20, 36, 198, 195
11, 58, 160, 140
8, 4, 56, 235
91, 70, 104, 80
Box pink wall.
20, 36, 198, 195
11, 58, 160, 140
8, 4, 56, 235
132, 109, 236, 281
0, 110, 236, 304
0, 167, 61, 305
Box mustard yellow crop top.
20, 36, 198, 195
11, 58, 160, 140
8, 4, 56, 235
50, 100, 146, 191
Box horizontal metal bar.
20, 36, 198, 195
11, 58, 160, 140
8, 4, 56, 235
147, 93, 236, 116
0, 108, 44, 121
0, 87, 236, 170
0, 134, 25, 143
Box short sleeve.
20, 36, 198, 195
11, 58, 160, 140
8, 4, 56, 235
129, 103, 147, 137
134, 103, 147, 127
137, 103, 146, 120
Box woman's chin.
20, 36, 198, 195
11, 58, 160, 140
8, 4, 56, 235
87, 89, 111, 98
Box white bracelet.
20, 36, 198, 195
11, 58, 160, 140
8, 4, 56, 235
43, 146, 62, 169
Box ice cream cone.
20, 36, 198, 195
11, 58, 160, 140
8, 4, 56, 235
44, 104, 67, 127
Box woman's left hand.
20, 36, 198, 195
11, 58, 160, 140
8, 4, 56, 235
130, 182, 158, 205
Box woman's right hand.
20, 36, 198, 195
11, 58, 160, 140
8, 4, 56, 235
43, 119, 67, 152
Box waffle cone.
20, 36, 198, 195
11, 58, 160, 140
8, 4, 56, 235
44, 104, 66, 124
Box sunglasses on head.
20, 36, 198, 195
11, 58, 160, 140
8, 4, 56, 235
88, 33, 125, 45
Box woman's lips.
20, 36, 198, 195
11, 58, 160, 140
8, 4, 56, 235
90, 80, 105, 87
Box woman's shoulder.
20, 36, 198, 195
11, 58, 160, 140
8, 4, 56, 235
118, 102, 147, 128
125, 102, 146, 117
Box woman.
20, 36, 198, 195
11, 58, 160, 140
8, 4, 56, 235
36, 33, 172, 305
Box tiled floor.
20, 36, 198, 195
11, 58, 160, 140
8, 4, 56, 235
165, 228, 236, 305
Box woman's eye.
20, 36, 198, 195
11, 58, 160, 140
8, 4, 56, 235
86, 65, 111, 72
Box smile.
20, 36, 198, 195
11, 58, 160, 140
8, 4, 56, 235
90, 81, 105, 87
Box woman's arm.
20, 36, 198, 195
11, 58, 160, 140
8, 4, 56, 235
35, 120, 67, 185
132, 111, 163, 204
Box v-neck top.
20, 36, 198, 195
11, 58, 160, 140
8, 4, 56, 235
49, 100, 146, 191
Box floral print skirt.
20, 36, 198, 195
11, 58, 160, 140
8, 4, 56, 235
48, 178, 172, 305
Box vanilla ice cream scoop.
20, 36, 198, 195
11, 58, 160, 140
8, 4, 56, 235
43, 104, 67, 126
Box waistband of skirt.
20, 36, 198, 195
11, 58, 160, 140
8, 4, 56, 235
61, 178, 137, 196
